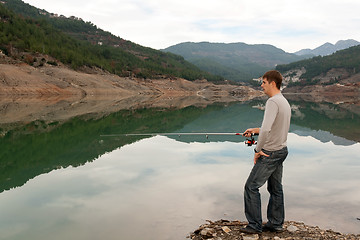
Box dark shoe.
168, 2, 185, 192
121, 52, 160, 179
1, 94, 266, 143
239, 226, 262, 234
262, 223, 284, 232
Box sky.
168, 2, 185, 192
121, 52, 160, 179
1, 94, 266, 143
22, 0, 360, 53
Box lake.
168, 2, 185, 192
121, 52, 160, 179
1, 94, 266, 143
0, 98, 359, 240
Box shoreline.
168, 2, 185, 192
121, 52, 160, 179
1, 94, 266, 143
1, 62, 359, 137
189, 219, 360, 240
0, 63, 263, 125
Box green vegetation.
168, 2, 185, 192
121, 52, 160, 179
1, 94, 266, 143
190, 57, 268, 82
276, 45, 360, 83
0, 5, 106, 68
163, 42, 308, 82
0, 1, 223, 81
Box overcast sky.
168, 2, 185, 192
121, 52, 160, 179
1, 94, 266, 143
22, 0, 360, 53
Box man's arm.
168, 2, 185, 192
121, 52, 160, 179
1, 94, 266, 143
255, 100, 278, 152
243, 100, 278, 164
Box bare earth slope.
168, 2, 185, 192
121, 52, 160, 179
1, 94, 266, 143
0, 63, 262, 124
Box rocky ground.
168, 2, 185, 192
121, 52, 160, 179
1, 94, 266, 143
189, 219, 360, 240
283, 84, 360, 105
282, 67, 360, 105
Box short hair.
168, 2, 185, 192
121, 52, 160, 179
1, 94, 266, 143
262, 70, 283, 89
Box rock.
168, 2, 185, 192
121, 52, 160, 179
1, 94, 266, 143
221, 226, 231, 233
200, 227, 216, 238
242, 234, 259, 240
287, 225, 298, 232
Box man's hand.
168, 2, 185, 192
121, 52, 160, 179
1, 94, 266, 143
254, 150, 269, 164
243, 128, 260, 137
243, 127, 265, 164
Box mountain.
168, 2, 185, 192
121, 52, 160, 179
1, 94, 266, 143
276, 44, 360, 103
277, 45, 360, 105
277, 44, 360, 83
162, 42, 308, 82
0, 0, 222, 82
294, 39, 360, 56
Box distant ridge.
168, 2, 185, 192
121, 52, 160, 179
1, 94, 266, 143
163, 42, 308, 82
294, 39, 360, 56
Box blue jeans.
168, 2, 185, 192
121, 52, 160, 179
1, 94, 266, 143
244, 147, 288, 232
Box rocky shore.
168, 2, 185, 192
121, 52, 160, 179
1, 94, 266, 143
0, 63, 263, 124
189, 219, 360, 240
0, 62, 261, 100
1, 61, 359, 125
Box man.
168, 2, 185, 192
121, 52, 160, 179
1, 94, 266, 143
240, 70, 291, 234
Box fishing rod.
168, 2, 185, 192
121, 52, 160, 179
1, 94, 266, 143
100, 132, 258, 146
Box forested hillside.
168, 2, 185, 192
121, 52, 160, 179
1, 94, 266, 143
163, 42, 308, 82
276, 45, 360, 85
0, 1, 222, 82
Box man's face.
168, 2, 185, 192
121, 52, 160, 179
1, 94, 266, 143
261, 78, 272, 96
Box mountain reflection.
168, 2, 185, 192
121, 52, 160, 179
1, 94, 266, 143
0, 100, 359, 193
168, 100, 360, 145
0, 105, 222, 193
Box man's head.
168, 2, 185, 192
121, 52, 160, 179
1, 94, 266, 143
261, 70, 282, 97
262, 70, 283, 90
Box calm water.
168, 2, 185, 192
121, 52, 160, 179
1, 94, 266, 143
0, 100, 359, 240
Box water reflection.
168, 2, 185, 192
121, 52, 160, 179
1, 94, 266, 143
0, 100, 359, 239
0, 105, 222, 193
168, 100, 359, 145
0, 134, 359, 240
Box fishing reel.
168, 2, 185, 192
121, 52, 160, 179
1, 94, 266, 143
244, 133, 258, 146
245, 136, 257, 146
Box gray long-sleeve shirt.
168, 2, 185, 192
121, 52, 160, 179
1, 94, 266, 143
255, 93, 291, 152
